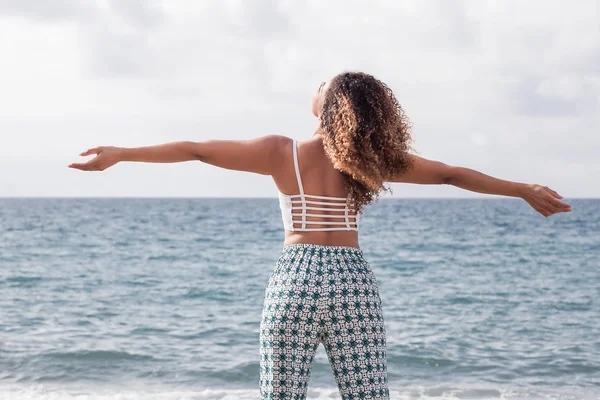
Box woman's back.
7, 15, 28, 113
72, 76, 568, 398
272, 136, 361, 248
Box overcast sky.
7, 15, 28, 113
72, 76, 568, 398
0, 0, 598, 198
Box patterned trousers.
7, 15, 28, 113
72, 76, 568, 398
259, 244, 389, 399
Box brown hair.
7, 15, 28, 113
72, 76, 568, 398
319, 71, 415, 213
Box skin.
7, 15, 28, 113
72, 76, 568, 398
69, 80, 572, 248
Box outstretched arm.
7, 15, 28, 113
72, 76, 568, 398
68, 135, 287, 175
391, 154, 572, 217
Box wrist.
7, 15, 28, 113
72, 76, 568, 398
115, 146, 129, 162
515, 182, 532, 198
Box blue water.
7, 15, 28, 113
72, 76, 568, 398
0, 198, 598, 400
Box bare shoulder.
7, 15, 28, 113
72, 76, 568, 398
259, 134, 293, 174
264, 134, 293, 158
239, 134, 291, 160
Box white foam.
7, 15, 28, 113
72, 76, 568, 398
0, 382, 596, 400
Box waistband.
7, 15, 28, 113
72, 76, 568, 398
275, 243, 371, 276
282, 243, 364, 257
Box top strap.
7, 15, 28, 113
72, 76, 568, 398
292, 140, 305, 196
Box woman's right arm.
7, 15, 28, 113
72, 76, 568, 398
391, 154, 572, 217
68, 135, 288, 175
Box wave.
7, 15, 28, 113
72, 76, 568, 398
39, 350, 156, 362
0, 382, 596, 400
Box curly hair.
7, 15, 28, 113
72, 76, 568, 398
319, 71, 415, 213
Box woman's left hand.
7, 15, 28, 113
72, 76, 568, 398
68, 146, 122, 171
521, 183, 572, 217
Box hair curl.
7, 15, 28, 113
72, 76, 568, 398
319, 71, 415, 213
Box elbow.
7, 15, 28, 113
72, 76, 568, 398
185, 141, 206, 162
193, 152, 207, 162
441, 165, 459, 185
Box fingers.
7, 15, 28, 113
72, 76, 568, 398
537, 204, 553, 217
537, 202, 571, 217
532, 185, 572, 217
543, 186, 563, 199
68, 157, 104, 171
68, 163, 86, 170
539, 208, 560, 218
543, 189, 572, 212
68, 162, 98, 171
547, 196, 572, 212
79, 147, 102, 157
69, 147, 103, 171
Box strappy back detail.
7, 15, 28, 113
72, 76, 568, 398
278, 139, 360, 232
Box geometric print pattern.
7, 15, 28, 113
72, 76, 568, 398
260, 243, 389, 399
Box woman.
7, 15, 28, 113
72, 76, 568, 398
69, 71, 572, 399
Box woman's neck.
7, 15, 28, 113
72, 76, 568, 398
312, 121, 324, 137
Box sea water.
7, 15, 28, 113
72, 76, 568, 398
0, 198, 598, 399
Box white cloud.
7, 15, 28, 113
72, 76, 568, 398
0, 0, 91, 21
0, 0, 598, 197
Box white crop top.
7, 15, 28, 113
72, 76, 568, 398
278, 139, 360, 232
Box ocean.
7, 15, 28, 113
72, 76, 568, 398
0, 198, 598, 400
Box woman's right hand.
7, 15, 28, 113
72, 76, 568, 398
68, 146, 123, 172
521, 184, 572, 217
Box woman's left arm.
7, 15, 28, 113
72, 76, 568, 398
391, 154, 572, 217
68, 135, 288, 175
